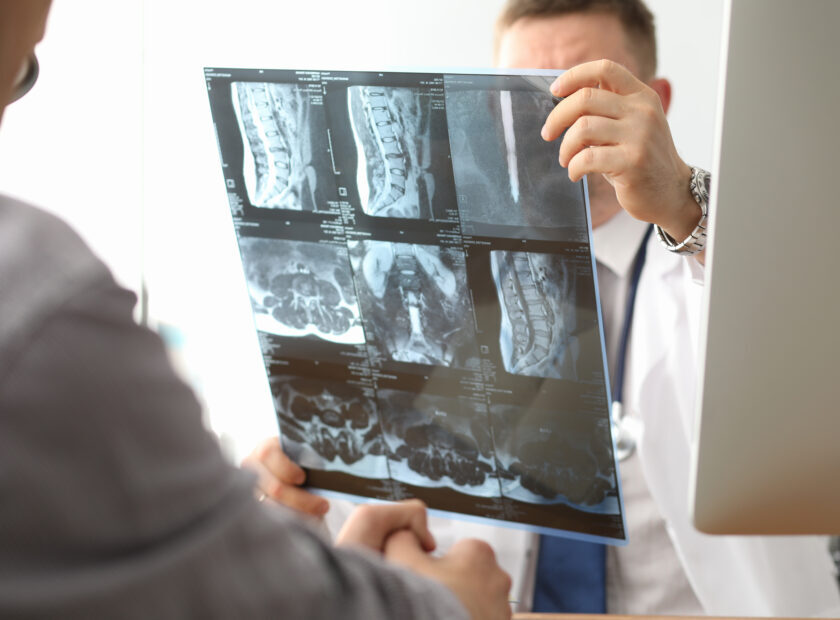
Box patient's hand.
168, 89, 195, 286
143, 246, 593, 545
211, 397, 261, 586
241, 437, 329, 516
386, 530, 512, 620
339, 501, 510, 619
335, 499, 436, 554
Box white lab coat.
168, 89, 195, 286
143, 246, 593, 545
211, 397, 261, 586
326, 222, 840, 616
624, 232, 840, 617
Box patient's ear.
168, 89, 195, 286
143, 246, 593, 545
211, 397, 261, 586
648, 77, 672, 114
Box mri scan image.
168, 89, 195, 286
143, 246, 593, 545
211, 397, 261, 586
348, 86, 435, 219
348, 240, 480, 368
491, 250, 578, 379
491, 404, 617, 513
239, 237, 364, 344
207, 68, 623, 539
272, 376, 389, 478
232, 81, 329, 211
446, 88, 586, 232
378, 390, 499, 496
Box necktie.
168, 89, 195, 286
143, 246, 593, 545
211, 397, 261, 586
532, 226, 653, 613
532, 536, 606, 612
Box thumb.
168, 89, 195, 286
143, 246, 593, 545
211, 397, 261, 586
384, 529, 432, 570
336, 500, 435, 553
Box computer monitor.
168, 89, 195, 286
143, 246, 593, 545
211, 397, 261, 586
691, 0, 840, 535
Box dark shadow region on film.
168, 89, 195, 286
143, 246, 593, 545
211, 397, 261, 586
491, 404, 618, 514
376, 389, 499, 497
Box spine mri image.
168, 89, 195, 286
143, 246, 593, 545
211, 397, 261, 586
349, 240, 480, 369
348, 86, 435, 219
491, 250, 579, 379
272, 375, 389, 479
491, 404, 617, 512
239, 237, 364, 344
378, 390, 499, 497
232, 81, 328, 211
445, 87, 587, 235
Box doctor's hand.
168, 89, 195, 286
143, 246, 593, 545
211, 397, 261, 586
241, 437, 329, 517
542, 59, 701, 244
385, 530, 513, 620
335, 499, 437, 554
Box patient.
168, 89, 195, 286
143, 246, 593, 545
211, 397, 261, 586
0, 2, 511, 618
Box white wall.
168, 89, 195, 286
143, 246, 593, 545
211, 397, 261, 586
0, 0, 143, 293
646, 0, 725, 170
140, 0, 511, 460
0, 0, 725, 462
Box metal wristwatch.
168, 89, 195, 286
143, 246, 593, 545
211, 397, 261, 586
655, 166, 711, 255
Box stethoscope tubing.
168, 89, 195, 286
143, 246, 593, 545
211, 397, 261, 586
611, 224, 654, 461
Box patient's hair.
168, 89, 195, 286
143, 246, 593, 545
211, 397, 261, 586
494, 0, 657, 78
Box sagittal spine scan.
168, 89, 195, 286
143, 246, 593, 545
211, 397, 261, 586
446, 89, 586, 233
378, 390, 499, 496
233, 82, 322, 211
239, 238, 364, 344
349, 240, 479, 368
272, 376, 389, 478
348, 86, 434, 219
491, 250, 578, 379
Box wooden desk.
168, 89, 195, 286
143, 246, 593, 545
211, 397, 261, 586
514, 616, 774, 620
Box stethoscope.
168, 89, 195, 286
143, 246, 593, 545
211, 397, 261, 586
611, 224, 654, 461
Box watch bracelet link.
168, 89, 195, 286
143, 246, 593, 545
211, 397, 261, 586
655, 166, 711, 255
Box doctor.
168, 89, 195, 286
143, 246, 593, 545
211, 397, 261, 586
248, 0, 840, 615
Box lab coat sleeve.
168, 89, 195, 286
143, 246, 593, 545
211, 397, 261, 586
632, 249, 840, 617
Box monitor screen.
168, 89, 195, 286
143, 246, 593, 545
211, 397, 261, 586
691, 0, 840, 535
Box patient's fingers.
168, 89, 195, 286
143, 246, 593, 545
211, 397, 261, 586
242, 437, 328, 516
336, 499, 435, 553
253, 436, 306, 485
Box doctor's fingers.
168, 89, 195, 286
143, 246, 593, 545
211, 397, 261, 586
541, 86, 626, 142
550, 58, 643, 99
558, 115, 627, 168
565, 144, 630, 184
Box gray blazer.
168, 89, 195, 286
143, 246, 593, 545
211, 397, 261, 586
0, 195, 465, 619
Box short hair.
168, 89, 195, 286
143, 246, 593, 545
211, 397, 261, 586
494, 0, 658, 78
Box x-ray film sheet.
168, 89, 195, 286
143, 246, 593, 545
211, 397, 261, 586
205, 68, 626, 544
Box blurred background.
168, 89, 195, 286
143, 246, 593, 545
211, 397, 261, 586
0, 0, 723, 461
